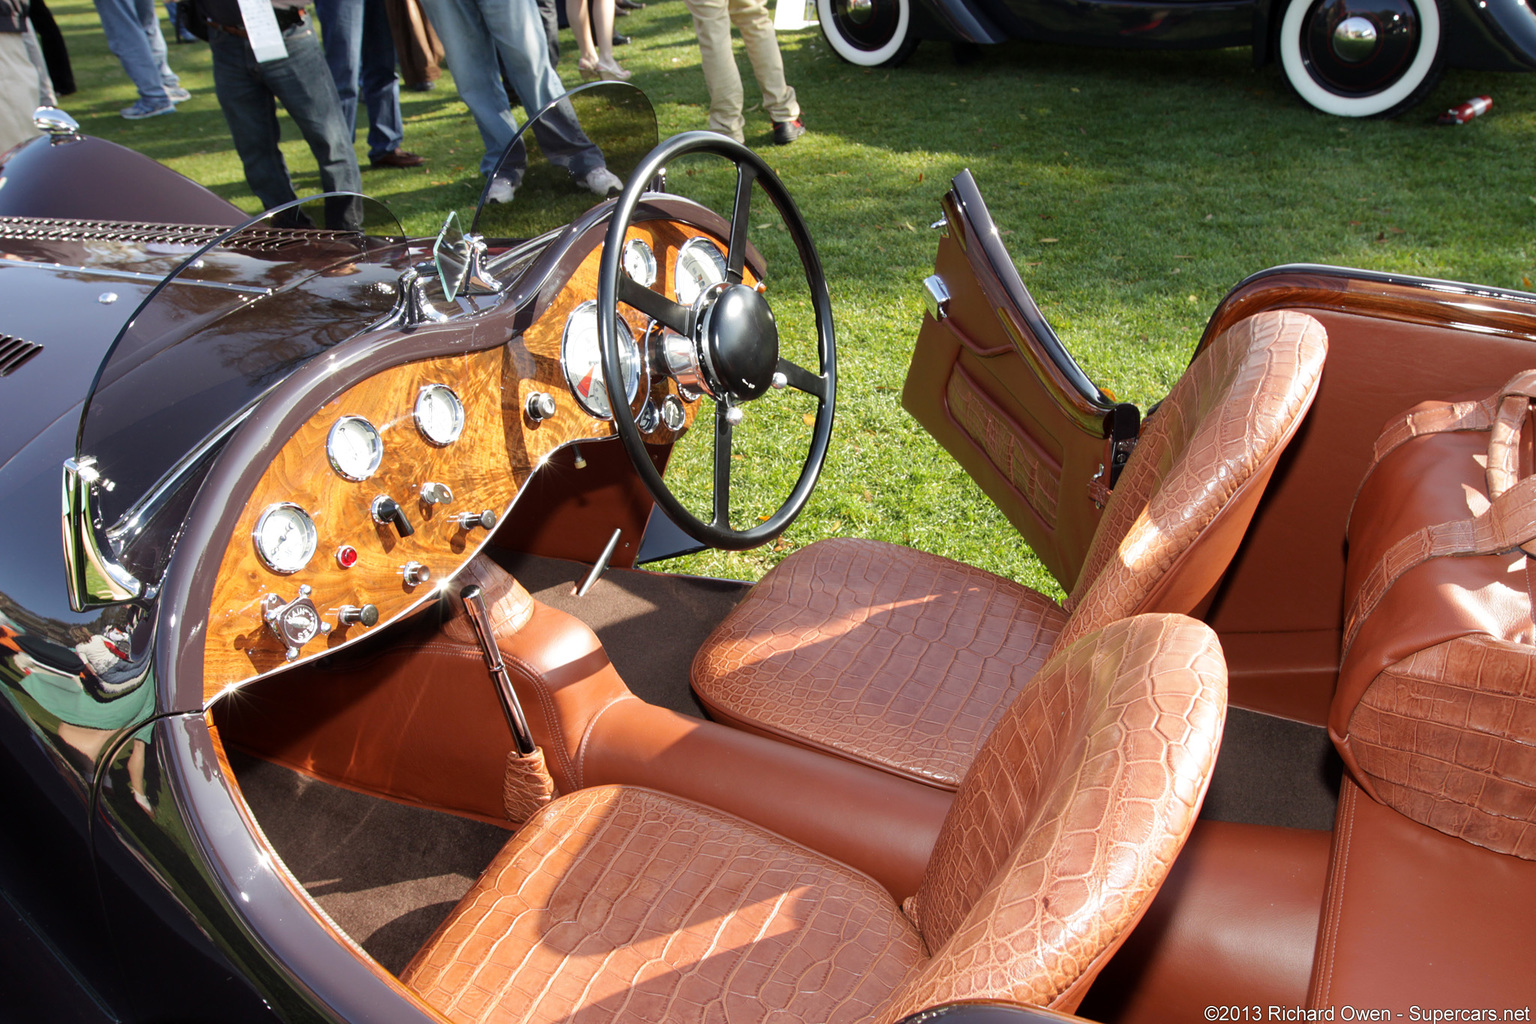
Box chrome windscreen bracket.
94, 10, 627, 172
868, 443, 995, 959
62, 457, 144, 610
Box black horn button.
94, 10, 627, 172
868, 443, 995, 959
701, 283, 780, 401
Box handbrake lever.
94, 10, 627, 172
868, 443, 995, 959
459, 585, 537, 755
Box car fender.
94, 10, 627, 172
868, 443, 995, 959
913, 0, 1008, 44
1441, 0, 1536, 69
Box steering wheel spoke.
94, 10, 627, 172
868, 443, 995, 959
711, 403, 735, 527
726, 166, 758, 284
774, 357, 827, 399
617, 274, 692, 335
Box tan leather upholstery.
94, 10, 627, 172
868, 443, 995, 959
693, 310, 1326, 788
403, 614, 1227, 1024
1336, 389, 1536, 858
1308, 777, 1536, 1012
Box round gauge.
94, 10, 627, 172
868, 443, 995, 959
674, 237, 728, 307
253, 503, 318, 575
561, 300, 643, 420
415, 383, 466, 446
327, 415, 384, 481
623, 238, 657, 288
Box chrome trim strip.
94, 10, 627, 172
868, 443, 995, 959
1, 261, 272, 295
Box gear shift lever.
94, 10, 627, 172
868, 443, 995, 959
459, 584, 536, 756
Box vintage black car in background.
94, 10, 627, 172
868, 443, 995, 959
1, 82, 1533, 1023
815, 0, 1536, 117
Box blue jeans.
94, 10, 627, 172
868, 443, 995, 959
208, 18, 363, 229
313, 0, 404, 160
417, 0, 602, 179
92, 0, 179, 106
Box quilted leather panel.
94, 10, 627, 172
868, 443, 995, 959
401, 785, 925, 1024
886, 614, 1227, 1014
1059, 309, 1328, 646
691, 537, 1069, 789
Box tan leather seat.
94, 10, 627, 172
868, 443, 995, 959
692, 309, 1326, 788
402, 614, 1226, 1024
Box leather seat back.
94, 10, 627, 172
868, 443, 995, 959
1056, 310, 1328, 650
884, 613, 1228, 1014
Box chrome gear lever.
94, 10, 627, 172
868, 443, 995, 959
459, 585, 537, 755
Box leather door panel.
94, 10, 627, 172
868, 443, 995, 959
904, 170, 1135, 591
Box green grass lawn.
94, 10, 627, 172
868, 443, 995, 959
41, 0, 1536, 592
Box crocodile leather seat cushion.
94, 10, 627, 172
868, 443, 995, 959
693, 310, 1326, 789
402, 615, 1227, 1023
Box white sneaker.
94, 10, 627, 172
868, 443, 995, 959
580, 167, 623, 198
485, 177, 515, 204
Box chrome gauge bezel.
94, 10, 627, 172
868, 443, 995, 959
414, 383, 466, 446
674, 237, 728, 308
622, 237, 657, 288
561, 299, 643, 420
326, 415, 384, 482
252, 502, 318, 575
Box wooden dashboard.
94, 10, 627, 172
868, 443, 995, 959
201, 221, 722, 702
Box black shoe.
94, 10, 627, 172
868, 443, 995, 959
612, 32, 630, 44
370, 148, 427, 168
616, 0, 644, 9
772, 118, 805, 145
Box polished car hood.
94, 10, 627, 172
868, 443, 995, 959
0, 219, 210, 468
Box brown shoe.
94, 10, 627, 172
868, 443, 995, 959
370, 149, 426, 168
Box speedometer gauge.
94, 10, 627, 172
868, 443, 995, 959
674, 238, 728, 307
253, 503, 318, 574
326, 416, 384, 481
561, 300, 642, 420
414, 384, 465, 446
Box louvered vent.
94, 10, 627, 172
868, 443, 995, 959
0, 335, 42, 377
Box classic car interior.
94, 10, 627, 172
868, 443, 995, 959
24, 84, 1532, 1022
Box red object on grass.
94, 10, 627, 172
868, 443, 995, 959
1437, 96, 1492, 124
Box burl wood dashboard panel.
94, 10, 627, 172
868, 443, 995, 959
202, 222, 714, 702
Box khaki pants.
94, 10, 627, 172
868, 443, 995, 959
0, 32, 41, 155
683, 0, 797, 142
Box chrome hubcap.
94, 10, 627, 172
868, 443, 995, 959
1332, 15, 1379, 61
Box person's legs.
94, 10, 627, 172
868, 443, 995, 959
486, 0, 604, 178
357, 0, 403, 158
683, 0, 743, 142
261, 19, 362, 198
566, 0, 595, 66
0, 33, 42, 153
418, 0, 517, 175
313, 0, 363, 134
208, 27, 297, 210
132, 0, 178, 89
730, 0, 797, 123
92, 0, 170, 106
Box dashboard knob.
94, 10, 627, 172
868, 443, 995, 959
402, 561, 430, 587
372, 495, 415, 537
526, 392, 558, 421
337, 604, 380, 628
454, 509, 498, 531
420, 481, 454, 505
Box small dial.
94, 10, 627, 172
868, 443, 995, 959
327, 415, 384, 481
414, 384, 466, 446
253, 503, 318, 575
623, 238, 657, 288
561, 300, 642, 420
674, 238, 728, 307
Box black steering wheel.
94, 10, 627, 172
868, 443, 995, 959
596, 132, 837, 551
